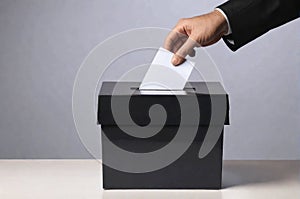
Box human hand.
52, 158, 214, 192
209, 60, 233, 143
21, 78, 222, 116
164, 10, 228, 66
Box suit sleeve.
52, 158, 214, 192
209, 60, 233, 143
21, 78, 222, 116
217, 0, 300, 51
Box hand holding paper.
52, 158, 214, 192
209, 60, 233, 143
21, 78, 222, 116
139, 47, 195, 90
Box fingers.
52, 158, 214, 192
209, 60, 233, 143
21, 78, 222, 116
164, 31, 177, 52
164, 18, 200, 66
171, 37, 198, 66
164, 30, 198, 66
163, 31, 186, 53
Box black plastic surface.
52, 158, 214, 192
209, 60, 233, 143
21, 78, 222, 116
98, 81, 229, 189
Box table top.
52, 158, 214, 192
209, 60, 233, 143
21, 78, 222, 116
0, 160, 299, 199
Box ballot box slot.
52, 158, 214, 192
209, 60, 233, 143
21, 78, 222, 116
129, 86, 196, 95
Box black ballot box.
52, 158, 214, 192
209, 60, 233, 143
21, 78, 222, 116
98, 82, 229, 189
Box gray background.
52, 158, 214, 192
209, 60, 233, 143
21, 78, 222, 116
0, 0, 299, 159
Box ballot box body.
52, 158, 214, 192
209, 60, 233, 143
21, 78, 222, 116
98, 82, 229, 189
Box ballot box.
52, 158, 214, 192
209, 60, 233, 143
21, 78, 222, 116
98, 81, 229, 189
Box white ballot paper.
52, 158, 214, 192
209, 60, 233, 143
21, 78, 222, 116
139, 47, 195, 90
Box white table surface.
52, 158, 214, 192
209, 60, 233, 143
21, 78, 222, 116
0, 160, 299, 199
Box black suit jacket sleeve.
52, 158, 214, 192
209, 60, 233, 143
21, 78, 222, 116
217, 0, 300, 51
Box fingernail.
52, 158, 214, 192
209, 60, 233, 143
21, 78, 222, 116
172, 56, 180, 66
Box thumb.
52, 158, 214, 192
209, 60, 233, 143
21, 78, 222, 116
171, 54, 185, 66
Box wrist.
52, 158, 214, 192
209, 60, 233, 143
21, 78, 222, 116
212, 10, 229, 36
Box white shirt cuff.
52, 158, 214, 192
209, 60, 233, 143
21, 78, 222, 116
215, 8, 232, 35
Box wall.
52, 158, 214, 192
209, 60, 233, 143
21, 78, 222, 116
0, 0, 299, 159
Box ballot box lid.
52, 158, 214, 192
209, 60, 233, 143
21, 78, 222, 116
98, 82, 229, 126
